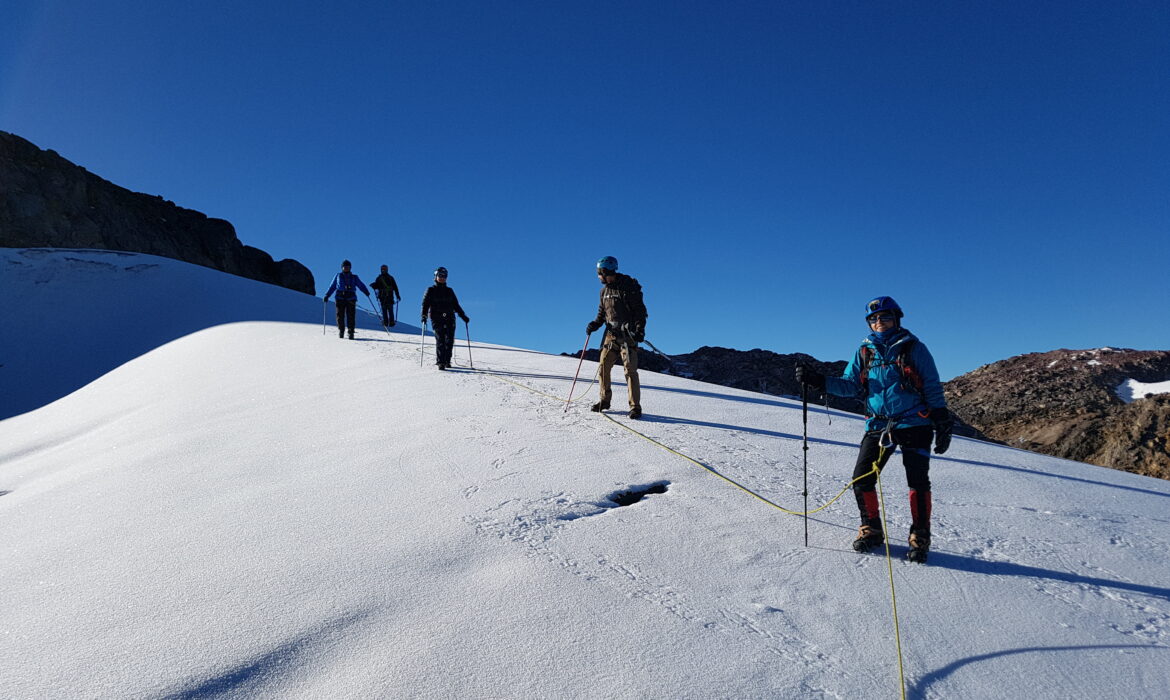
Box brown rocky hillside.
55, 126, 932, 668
945, 348, 1170, 479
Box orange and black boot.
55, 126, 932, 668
906, 490, 932, 563
851, 489, 884, 552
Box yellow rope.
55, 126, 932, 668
470, 360, 909, 699
467, 363, 874, 516
601, 411, 877, 516
874, 443, 909, 700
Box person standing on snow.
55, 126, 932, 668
585, 256, 648, 419
323, 260, 371, 340
421, 267, 469, 370
371, 264, 401, 327
795, 296, 952, 563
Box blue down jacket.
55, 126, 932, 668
325, 271, 369, 302
825, 328, 947, 431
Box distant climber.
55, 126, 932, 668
323, 260, 371, 339
585, 256, 648, 419
371, 264, 401, 327
421, 267, 469, 370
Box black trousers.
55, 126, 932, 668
433, 317, 456, 365
851, 425, 933, 530
378, 295, 396, 326
335, 299, 357, 333
851, 425, 933, 492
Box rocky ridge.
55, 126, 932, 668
0, 131, 314, 294
945, 347, 1170, 479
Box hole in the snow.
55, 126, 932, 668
607, 481, 669, 507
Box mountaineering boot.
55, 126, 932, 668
906, 490, 932, 563
628, 405, 642, 419
906, 528, 931, 563
852, 488, 884, 552
590, 400, 610, 413
339, 329, 344, 338
909, 489, 932, 532
852, 523, 884, 553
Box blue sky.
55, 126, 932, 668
3, 1, 1167, 379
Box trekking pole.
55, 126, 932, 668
322, 299, 327, 335
643, 338, 677, 373
564, 332, 592, 412
464, 319, 474, 369
419, 321, 427, 366
643, 338, 673, 361
365, 298, 392, 339
802, 383, 810, 547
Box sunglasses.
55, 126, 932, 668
867, 313, 897, 324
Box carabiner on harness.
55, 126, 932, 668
878, 419, 896, 450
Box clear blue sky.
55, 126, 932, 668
3, 1, 1167, 379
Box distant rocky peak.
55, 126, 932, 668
0, 130, 315, 295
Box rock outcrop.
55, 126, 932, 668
945, 348, 1170, 479
0, 131, 314, 294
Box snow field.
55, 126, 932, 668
2, 249, 1169, 698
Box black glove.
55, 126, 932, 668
324, 296, 331, 303
461, 315, 470, 324
633, 325, 645, 343
586, 321, 602, 334
931, 407, 954, 454
421, 317, 427, 325
795, 364, 826, 391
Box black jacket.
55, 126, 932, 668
591, 273, 647, 338
422, 283, 467, 323
371, 273, 400, 301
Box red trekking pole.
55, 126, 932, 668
563, 332, 592, 412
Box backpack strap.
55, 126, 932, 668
859, 338, 926, 400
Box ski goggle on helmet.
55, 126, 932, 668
865, 296, 904, 321
596, 256, 618, 274
434, 267, 448, 278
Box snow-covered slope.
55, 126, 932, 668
0, 248, 396, 420
3, 250, 1169, 699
